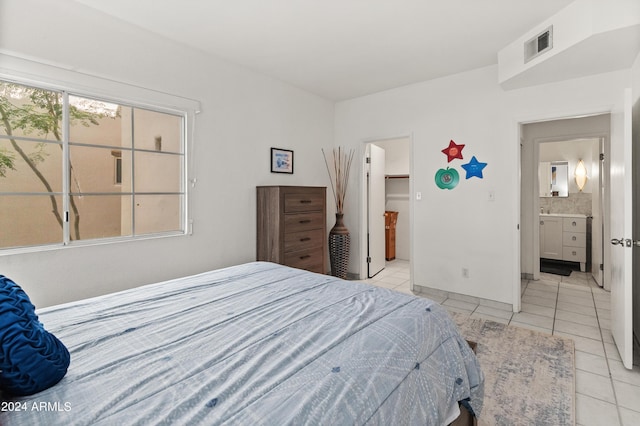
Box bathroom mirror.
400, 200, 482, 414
539, 161, 569, 197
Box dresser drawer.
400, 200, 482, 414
563, 232, 586, 248
284, 229, 324, 253
285, 247, 324, 272
563, 246, 586, 263
562, 217, 586, 232
284, 191, 325, 213
284, 212, 324, 233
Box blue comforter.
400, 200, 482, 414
1, 262, 483, 425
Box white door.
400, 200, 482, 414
609, 88, 633, 369
367, 144, 386, 278
591, 138, 605, 287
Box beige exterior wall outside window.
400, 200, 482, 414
0, 80, 186, 250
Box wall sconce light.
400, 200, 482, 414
575, 159, 588, 191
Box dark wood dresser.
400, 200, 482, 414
257, 186, 326, 274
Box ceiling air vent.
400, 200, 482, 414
524, 26, 553, 63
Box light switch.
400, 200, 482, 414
416, 192, 422, 201
488, 191, 495, 201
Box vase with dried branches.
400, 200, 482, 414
322, 147, 355, 279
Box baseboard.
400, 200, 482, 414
413, 284, 513, 312
346, 272, 360, 281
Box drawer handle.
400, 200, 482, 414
572, 221, 577, 226
299, 255, 311, 260
572, 236, 577, 241
299, 219, 311, 224
299, 200, 312, 204
300, 237, 311, 242
572, 251, 577, 255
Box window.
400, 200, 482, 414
0, 80, 186, 250
112, 151, 123, 185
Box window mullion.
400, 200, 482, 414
62, 92, 70, 245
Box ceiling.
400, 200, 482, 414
73, 0, 575, 100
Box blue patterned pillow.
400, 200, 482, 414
0, 275, 70, 396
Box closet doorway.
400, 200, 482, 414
361, 136, 412, 281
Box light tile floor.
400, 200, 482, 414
362, 259, 640, 426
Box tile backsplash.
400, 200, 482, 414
539, 192, 592, 216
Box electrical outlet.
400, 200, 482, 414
462, 268, 469, 278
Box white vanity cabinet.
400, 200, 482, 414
540, 215, 563, 260
540, 214, 587, 272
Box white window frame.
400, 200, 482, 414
0, 53, 201, 255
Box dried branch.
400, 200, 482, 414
322, 147, 355, 214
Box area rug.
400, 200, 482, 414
451, 313, 575, 426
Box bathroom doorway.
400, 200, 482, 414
520, 114, 610, 287
538, 138, 602, 282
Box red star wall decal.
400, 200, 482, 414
441, 140, 465, 162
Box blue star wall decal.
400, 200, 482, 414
461, 156, 487, 179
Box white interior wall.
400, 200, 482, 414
0, 0, 637, 313
376, 138, 410, 176
499, 0, 593, 85
335, 65, 632, 307
498, 0, 640, 89
0, 0, 334, 307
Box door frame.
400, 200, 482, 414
516, 105, 614, 306
366, 143, 386, 278
360, 134, 414, 287
531, 135, 606, 283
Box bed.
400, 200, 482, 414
1, 262, 483, 425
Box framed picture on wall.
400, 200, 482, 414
271, 148, 294, 174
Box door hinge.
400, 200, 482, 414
600, 263, 604, 271
64, 211, 69, 222
600, 153, 605, 161
366, 256, 371, 263
365, 157, 371, 164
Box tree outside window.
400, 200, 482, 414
0, 81, 185, 250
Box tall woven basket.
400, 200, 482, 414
329, 213, 350, 279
